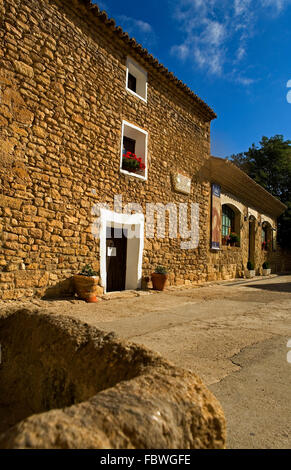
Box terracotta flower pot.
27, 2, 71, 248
151, 273, 168, 291
86, 295, 98, 303
74, 275, 100, 301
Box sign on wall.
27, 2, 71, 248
211, 183, 221, 250
107, 247, 117, 257
172, 173, 191, 195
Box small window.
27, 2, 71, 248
262, 222, 272, 251
120, 121, 148, 180
126, 57, 147, 102
222, 205, 235, 237
221, 204, 241, 247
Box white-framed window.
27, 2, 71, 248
120, 120, 148, 181
126, 57, 147, 102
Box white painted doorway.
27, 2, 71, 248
99, 209, 144, 293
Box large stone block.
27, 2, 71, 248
14, 61, 34, 78
0, 311, 226, 449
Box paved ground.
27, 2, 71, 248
2, 274, 291, 448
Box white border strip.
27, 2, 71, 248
120, 120, 148, 181
126, 56, 148, 103
100, 208, 144, 293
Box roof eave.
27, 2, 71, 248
210, 156, 287, 217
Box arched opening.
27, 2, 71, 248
261, 221, 273, 251
248, 215, 256, 266
221, 204, 241, 246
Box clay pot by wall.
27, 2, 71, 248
151, 273, 168, 291
73, 275, 100, 302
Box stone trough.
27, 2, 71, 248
0, 309, 226, 449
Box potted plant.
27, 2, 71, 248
151, 266, 168, 291
229, 232, 240, 246
246, 261, 256, 278
122, 151, 146, 174
74, 264, 100, 303
262, 261, 271, 276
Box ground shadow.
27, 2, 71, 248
42, 276, 75, 300
242, 282, 291, 293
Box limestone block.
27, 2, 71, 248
14, 61, 34, 78
0, 311, 226, 449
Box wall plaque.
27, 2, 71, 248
107, 247, 116, 257
172, 173, 191, 195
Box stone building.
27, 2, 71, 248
207, 157, 287, 281
0, 0, 287, 299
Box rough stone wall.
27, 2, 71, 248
269, 247, 291, 273
0, 0, 212, 299
207, 190, 277, 280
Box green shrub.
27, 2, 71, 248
230, 232, 240, 243
155, 266, 168, 275
80, 264, 99, 277
262, 261, 270, 269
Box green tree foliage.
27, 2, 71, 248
228, 135, 291, 250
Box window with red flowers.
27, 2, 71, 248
120, 121, 148, 180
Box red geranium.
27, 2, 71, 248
122, 151, 145, 172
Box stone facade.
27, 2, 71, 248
0, 0, 215, 299
0, 0, 287, 299
207, 190, 277, 281
206, 157, 287, 281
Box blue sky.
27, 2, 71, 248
93, 0, 291, 158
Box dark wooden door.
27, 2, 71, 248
106, 227, 127, 292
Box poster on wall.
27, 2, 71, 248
211, 183, 221, 250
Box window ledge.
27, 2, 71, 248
120, 168, 147, 181
126, 86, 147, 103
221, 245, 241, 250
